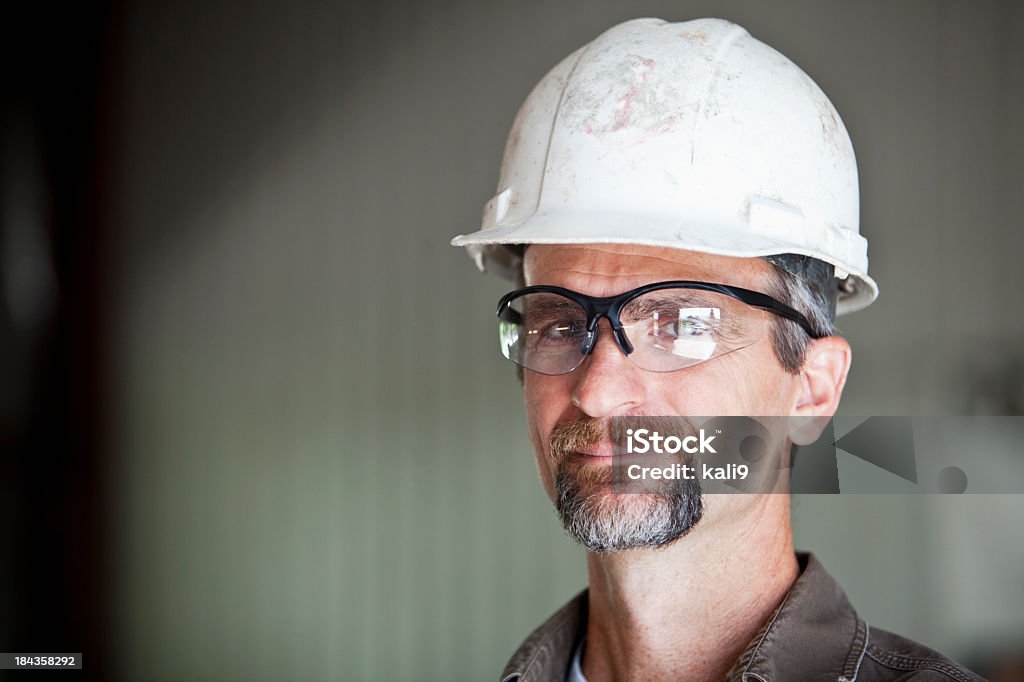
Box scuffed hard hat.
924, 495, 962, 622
452, 17, 878, 315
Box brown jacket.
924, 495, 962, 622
500, 553, 983, 681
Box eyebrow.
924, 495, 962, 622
625, 293, 720, 316
522, 297, 585, 320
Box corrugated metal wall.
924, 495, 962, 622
105, 1, 1024, 679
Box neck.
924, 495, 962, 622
581, 496, 799, 682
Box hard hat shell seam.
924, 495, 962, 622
688, 22, 749, 168
533, 38, 599, 225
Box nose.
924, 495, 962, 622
571, 319, 647, 417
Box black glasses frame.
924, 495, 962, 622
497, 280, 819, 363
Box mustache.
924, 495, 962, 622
549, 418, 608, 463
549, 416, 700, 463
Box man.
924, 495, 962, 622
452, 18, 980, 681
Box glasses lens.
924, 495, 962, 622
618, 288, 766, 372
499, 292, 589, 375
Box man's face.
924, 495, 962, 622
522, 244, 805, 551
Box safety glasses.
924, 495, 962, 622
497, 281, 818, 375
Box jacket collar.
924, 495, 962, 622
727, 552, 869, 681
501, 591, 587, 682
501, 553, 869, 682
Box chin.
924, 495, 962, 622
554, 470, 705, 553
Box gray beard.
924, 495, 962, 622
554, 468, 704, 553
548, 416, 705, 553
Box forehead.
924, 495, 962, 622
523, 244, 774, 296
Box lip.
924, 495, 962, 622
574, 442, 619, 458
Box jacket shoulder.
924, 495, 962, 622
855, 626, 984, 681
500, 591, 587, 682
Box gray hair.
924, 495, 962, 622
763, 255, 839, 373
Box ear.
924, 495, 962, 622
789, 336, 851, 445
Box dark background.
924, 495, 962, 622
3, 2, 112, 679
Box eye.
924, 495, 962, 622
532, 319, 587, 347
672, 313, 713, 336
651, 307, 720, 338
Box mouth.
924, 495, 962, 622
549, 418, 630, 465
572, 442, 619, 459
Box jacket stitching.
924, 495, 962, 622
865, 645, 973, 682
740, 589, 795, 676
850, 623, 869, 681
839, 620, 869, 681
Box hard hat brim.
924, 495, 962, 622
451, 211, 878, 316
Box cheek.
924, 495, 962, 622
730, 345, 800, 413
524, 372, 575, 429
523, 374, 571, 497
657, 351, 794, 416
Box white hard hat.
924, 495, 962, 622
452, 17, 878, 314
